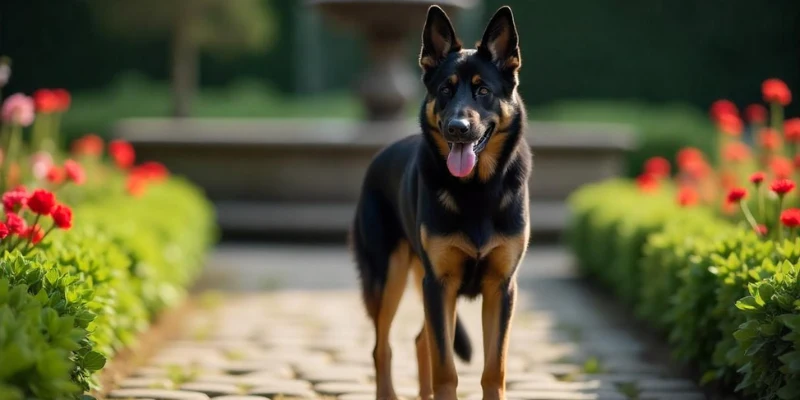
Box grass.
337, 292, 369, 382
57, 72, 717, 178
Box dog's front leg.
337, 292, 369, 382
421, 272, 460, 400
480, 238, 525, 400
480, 276, 516, 400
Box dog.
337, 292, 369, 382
349, 5, 531, 400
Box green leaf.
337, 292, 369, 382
736, 296, 761, 311
779, 314, 800, 331
45, 268, 59, 285
778, 379, 800, 399
756, 283, 775, 306
82, 351, 106, 371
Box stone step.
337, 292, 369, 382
214, 200, 568, 239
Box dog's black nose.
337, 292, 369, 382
447, 119, 470, 136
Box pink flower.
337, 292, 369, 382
1, 93, 35, 127
30, 151, 54, 181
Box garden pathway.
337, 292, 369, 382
107, 245, 707, 400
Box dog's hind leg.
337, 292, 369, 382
373, 240, 411, 400
351, 192, 410, 400
411, 260, 433, 400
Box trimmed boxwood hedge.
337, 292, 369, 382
0, 177, 216, 400
567, 179, 800, 400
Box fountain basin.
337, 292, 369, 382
114, 118, 636, 241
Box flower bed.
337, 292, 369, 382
0, 88, 216, 398
566, 79, 800, 399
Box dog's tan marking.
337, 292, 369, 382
480, 277, 517, 400
498, 100, 515, 132
479, 230, 527, 400
420, 56, 436, 70
374, 240, 412, 400
471, 74, 482, 85
411, 260, 433, 400
420, 225, 469, 282
426, 100, 451, 159
504, 56, 521, 71
420, 225, 463, 399
477, 132, 508, 182
437, 190, 460, 214
448, 74, 458, 85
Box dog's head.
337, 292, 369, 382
418, 5, 524, 181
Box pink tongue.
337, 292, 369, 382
447, 143, 477, 177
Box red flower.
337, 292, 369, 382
109, 139, 135, 169
722, 141, 750, 162
759, 128, 782, 151
2, 188, 27, 213
64, 159, 86, 185
24, 224, 44, 245
727, 187, 747, 203
51, 204, 72, 230
5, 212, 26, 234
677, 147, 704, 168
780, 208, 800, 228
126, 174, 148, 197
750, 171, 765, 185
677, 186, 699, 207
710, 99, 738, 121
33, 89, 60, 113
770, 178, 796, 196
131, 161, 170, 182
52, 88, 71, 112
745, 104, 768, 124
0, 222, 8, 240
27, 189, 56, 215
770, 156, 794, 180
785, 118, 800, 142
756, 224, 768, 236
46, 165, 64, 184
717, 113, 743, 136
71, 134, 104, 157
762, 78, 792, 106
643, 157, 670, 179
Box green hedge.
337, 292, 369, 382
0, 177, 216, 399
567, 180, 800, 399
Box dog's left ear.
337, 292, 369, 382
419, 5, 462, 72
477, 6, 521, 75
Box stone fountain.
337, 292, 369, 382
306, 0, 478, 121
115, 1, 637, 243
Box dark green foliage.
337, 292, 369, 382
0, 177, 216, 399
567, 179, 800, 399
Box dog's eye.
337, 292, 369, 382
440, 86, 452, 96
476, 86, 490, 96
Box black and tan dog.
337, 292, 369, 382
349, 5, 531, 400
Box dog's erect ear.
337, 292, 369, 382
477, 6, 521, 74
419, 6, 462, 71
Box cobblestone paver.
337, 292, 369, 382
112, 246, 707, 400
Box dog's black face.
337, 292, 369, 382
418, 5, 523, 180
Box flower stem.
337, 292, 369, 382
25, 223, 55, 255
740, 200, 761, 236
24, 214, 40, 250
771, 102, 783, 133
757, 184, 765, 222
777, 196, 785, 242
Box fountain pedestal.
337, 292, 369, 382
307, 0, 476, 121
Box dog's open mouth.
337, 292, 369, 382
446, 123, 495, 178
446, 123, 495, 153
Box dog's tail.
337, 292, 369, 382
453, 314, 472, 363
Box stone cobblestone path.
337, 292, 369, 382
109, 245, 708, 400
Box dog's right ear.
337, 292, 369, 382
419, 6, 462, 72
